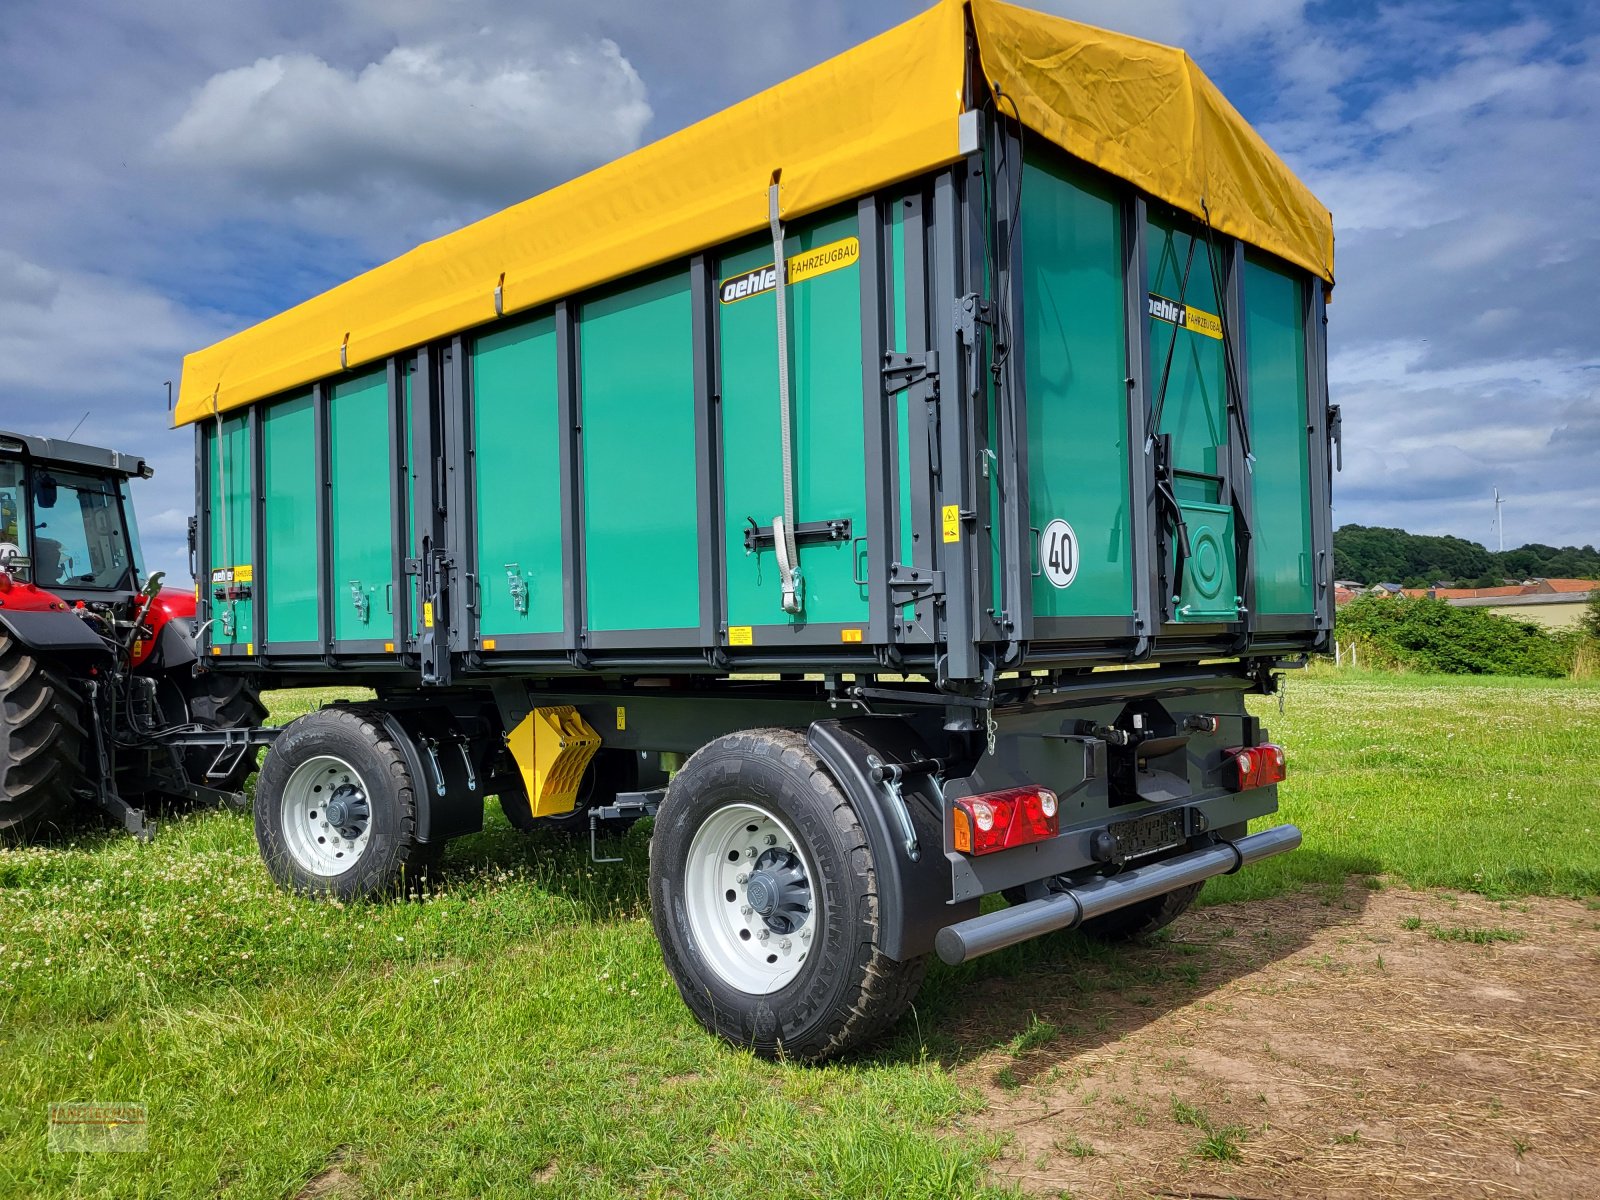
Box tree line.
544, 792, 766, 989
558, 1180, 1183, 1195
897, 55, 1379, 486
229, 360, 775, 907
1332, 525, 1600, 588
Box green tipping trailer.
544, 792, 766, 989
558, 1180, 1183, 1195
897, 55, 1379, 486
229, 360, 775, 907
179, 0, 1337, 1060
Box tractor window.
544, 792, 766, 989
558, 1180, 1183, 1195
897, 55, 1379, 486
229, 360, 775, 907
30, 469, 135, 590
0, 461, 27, 569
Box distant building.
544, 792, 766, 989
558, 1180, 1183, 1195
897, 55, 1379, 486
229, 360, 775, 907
1384, 578, 1597, 630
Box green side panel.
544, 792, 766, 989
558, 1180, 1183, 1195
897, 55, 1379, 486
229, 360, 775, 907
1245, 255, 1314, 615
580, 272, 700, 633
261, 392, 318, 644
328, 370, 394, 643
205, 415, 253, 647
473, 316, 564, 636
1149, 213, 1234, 622
1148, 215, 1227, 493
1020, 153, 1133, 620
1176, 500, 1237, 621
720, 211, 868, 630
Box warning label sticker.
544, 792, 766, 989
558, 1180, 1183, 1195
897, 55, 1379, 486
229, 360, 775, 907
719, 236, 860, 305
1149, 293, 1223, 340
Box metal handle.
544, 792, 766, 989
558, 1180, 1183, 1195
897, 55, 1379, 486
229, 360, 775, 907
1028, 527, 1042, 578
384, 582, 393, 614
465, 573, 479, 615
851, 536, 868, 587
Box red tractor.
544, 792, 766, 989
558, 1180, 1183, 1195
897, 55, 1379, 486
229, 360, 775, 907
0, 429, 267, 839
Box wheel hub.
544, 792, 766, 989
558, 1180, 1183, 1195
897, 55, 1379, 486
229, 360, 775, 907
745, 849, 810, 934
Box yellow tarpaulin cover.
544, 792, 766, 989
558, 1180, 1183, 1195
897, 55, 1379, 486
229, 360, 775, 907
176, 0, 1332, 426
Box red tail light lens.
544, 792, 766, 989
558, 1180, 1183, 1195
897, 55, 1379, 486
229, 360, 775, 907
952, 786, 1060, 855
1226, 743, 1286, 791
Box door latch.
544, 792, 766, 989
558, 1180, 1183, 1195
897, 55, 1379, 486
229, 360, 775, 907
504, 564, 529, 616
348, 581, 370, 625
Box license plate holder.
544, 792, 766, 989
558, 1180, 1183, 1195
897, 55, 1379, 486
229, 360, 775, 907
1106, 810, 1188, 862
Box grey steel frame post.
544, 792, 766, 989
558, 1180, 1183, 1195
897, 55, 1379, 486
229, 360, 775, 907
386, 357, 408, 657
1124, 194, 1158, 657
689, 255, 725, 657
1222, 238, 1257, 644
990, 117, 1033, 655
443, 336, 472, 660
193, 423, 209, 646
1305, 282, 1335, 640
897, 189, 936, 649
557, 300, 590, 663
957, 151, 1001, 649
931, 169, 981, 688
856, 196, 895, 648
313, 381, 334, 666
247, 403, 265, 654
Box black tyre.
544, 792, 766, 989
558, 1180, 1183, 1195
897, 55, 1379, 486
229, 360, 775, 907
172, 670, 268, 792
1078, 881, 1203, 942
498, 748, 639, 834
649, 727, 926, 1062
254, 706, 438, 898
0, 627, 89, 840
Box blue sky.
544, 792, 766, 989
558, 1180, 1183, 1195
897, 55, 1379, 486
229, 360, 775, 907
1, 0, 1596, 577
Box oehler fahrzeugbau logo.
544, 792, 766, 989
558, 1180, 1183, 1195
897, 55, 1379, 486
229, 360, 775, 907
1148, 293, 1223, 340
719, 237, 860, 305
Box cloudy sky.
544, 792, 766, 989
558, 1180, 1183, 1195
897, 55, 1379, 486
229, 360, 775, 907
1, 0, 1595, 576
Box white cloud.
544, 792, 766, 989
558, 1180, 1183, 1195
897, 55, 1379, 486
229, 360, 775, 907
160, 33, 651, 215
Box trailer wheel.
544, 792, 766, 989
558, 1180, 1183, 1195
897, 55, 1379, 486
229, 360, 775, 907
649, 728, 926, 1062
0, 628, 88, 840
1079, 881, 1203, 942
254, 707, 437, 898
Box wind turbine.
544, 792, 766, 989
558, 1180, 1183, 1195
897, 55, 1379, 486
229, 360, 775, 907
1492, 488, 1505, 553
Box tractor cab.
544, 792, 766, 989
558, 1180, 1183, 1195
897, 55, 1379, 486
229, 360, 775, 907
0, 431, 150, 604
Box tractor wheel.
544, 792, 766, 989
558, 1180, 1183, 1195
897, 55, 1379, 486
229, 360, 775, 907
254, 706, 439, 899
0, 628, 89, 840
649, 728, 927, 1062
172, 670, 268, 793
498, 748, 640, 835
1078, 881, 1204, 942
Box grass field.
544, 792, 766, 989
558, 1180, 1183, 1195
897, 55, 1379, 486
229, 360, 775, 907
2, 670, 1596, 1198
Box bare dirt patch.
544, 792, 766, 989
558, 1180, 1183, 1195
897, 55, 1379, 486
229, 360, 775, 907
959, 882, 1600, 1199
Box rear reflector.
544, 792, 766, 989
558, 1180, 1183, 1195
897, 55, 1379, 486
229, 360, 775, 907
952, 786, 1059, 855
1226, 743, 1286, 791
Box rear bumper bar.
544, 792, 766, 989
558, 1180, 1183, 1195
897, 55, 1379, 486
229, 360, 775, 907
933, 824, 1302, 966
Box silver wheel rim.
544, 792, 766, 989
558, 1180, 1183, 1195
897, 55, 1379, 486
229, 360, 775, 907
279, 754, 373, 876
684, 802, 817, 994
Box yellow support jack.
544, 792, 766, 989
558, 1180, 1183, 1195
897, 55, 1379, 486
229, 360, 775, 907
505, 706, 601, 817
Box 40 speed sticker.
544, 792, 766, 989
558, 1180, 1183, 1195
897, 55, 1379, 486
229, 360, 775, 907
1039, 519, 1078, 589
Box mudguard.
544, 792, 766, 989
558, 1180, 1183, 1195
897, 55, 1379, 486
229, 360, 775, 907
371, 707, 486, 844
0, 609, 106, 654
807, 716, 978, 962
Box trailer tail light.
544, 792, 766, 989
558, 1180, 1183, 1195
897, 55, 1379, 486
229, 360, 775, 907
1226, 743, 1286, 791
952, 787, 1059, 855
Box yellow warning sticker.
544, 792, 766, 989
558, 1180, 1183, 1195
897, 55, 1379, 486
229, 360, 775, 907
233, 564, 254, 584
941, 505, 961, 543
616, 706, 627, 731
727, 625, 754, 646
423, 601, 434, 629
840, 628, 863, 643
245, 642, 254, 655
480, 638, 495, 650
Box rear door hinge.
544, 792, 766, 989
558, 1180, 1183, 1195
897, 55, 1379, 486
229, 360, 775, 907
888, 564, 945, 604
882, 350, 938, 399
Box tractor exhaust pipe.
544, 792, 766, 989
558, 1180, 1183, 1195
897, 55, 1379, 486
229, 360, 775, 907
933, 824, 1302, 966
